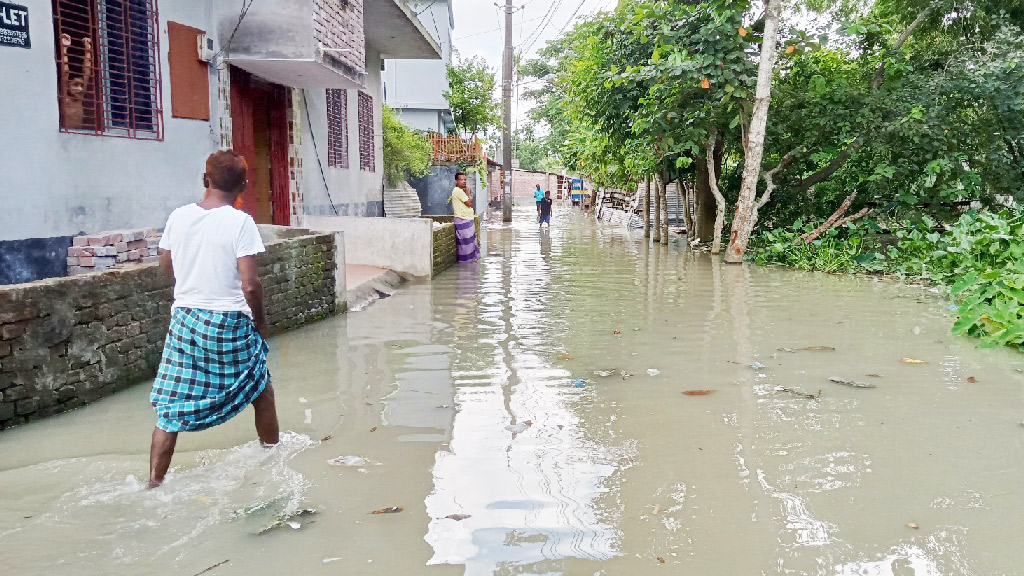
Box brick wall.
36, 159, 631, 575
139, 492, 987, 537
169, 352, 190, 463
0, 230, 338, 430
432, 222, 456, 276
511, 170, 559, 199
313, 0, 365, 76
428, 216, 479, 276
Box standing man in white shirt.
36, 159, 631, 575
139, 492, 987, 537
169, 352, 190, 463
148, 150, 279, 488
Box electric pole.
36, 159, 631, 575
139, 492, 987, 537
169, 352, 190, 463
501, 0, 514, 222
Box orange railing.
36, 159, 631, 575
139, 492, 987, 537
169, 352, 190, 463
428, 134, 485, 164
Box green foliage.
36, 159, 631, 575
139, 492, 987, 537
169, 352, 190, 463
444, 56, 501, 136
382, 105, 432, 188
750, 221, 863, 274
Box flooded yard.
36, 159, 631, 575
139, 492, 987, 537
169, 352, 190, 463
2, 206, 1024, 575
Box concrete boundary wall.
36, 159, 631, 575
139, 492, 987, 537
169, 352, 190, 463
303, 216, 434, 277
0, 227, 341, 430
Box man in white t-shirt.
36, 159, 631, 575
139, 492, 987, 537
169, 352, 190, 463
148, 150, 279, 488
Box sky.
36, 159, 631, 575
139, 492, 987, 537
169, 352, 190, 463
449, 0, 620, 126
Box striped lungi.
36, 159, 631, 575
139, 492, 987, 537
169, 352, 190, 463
151, 307, 270, 433
454, 217, 480, 263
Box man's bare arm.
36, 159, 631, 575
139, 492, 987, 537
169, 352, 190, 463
238, 255, 269, 339
158, 248, 173, 278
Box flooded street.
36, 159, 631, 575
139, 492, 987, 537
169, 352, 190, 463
3, 206, 1024, 575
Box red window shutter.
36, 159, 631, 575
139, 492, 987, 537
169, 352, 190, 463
167, 21, 210, 120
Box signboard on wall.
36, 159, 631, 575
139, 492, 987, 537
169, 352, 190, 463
0, 2, 30, 49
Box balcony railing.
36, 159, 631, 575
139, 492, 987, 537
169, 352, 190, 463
428, 134, 485, 164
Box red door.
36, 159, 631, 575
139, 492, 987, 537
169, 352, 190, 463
230, 67, 290, 225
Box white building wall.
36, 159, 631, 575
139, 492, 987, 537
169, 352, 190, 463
383, 0, 452, 132
0, 0, 226, 242
298, 45, 386, 218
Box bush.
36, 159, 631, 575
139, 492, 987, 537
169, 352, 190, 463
382, 105, 432, 188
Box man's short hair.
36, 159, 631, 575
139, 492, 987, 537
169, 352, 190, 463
206, 150, 248, 194
455, 171, 466, 179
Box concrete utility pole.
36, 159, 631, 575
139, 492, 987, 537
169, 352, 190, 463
501, 0, 514, 222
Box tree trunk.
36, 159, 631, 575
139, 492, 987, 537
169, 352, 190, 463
692, 165, 716, 242
707, 131, 727, 255
660, 175, 669, 245
681, 180, 694, 241
644, 177, 651, 237
653, 173, 662, 243
724, 0, 782, 264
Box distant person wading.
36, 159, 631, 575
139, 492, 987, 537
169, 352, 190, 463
450, 171, 480, 263
148, 150, 280, 488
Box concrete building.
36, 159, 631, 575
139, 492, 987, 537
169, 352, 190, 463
0, 0, 440, 284
382, 0, 455, 133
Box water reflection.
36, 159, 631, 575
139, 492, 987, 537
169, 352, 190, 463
424, 211, 622, 573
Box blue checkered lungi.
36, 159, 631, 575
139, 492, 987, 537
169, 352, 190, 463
151, 307, 270, 433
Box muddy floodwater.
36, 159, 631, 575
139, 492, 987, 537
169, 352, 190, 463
3, 206, 1024, 575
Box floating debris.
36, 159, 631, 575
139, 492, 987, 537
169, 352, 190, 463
683, 390, 716, 396
775, 386, 821, 399
620, 370, 634, 380
657, 556, 666, 563
370, 427, 378, 432
613, 330, 621, 335
505, 420, 533, 433
829, 377, 876, 389
369, 506, 404, 515
778, 346, 836, 353
445, 514, 472, 521
257, 509, 318, 534
906, 522, 919, 529
571, 378, 588, 388
866, 374, 882, 378
191, 560, 230, 576
647, 368, 661, 376
559, 352, 572, 360
749, 362, 766, 370
328, 455, 369, 467
967, 376, 978, 383
594, 369, 617, 377
901, 357, 927, 364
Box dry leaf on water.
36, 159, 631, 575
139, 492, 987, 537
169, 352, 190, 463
967, 376, 978, 383
652, 504, 660, 515
370, 426, 378, 432
683, 390, 716, 396
902, 357, 927, 364
370, 506, 403, 514
657, 556, 666, 563
801, 346, 836, 351
445, 514, 471, 521
907, 522, 919, 529
560, 352, 572, 360
613, 330, 621, 335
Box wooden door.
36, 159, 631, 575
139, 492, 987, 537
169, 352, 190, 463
230, 67, 259, 218
230, 68, 290, 225
269, 86, 290, 226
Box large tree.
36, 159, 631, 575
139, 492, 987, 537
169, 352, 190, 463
444, 55, 501, 137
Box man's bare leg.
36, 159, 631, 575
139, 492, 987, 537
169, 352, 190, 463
252, 384, 280, 446
149, 427, 178, 488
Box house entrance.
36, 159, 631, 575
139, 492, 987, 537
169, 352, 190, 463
230, 67, 290, 226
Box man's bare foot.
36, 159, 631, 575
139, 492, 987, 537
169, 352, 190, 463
147, 479, 163, 489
